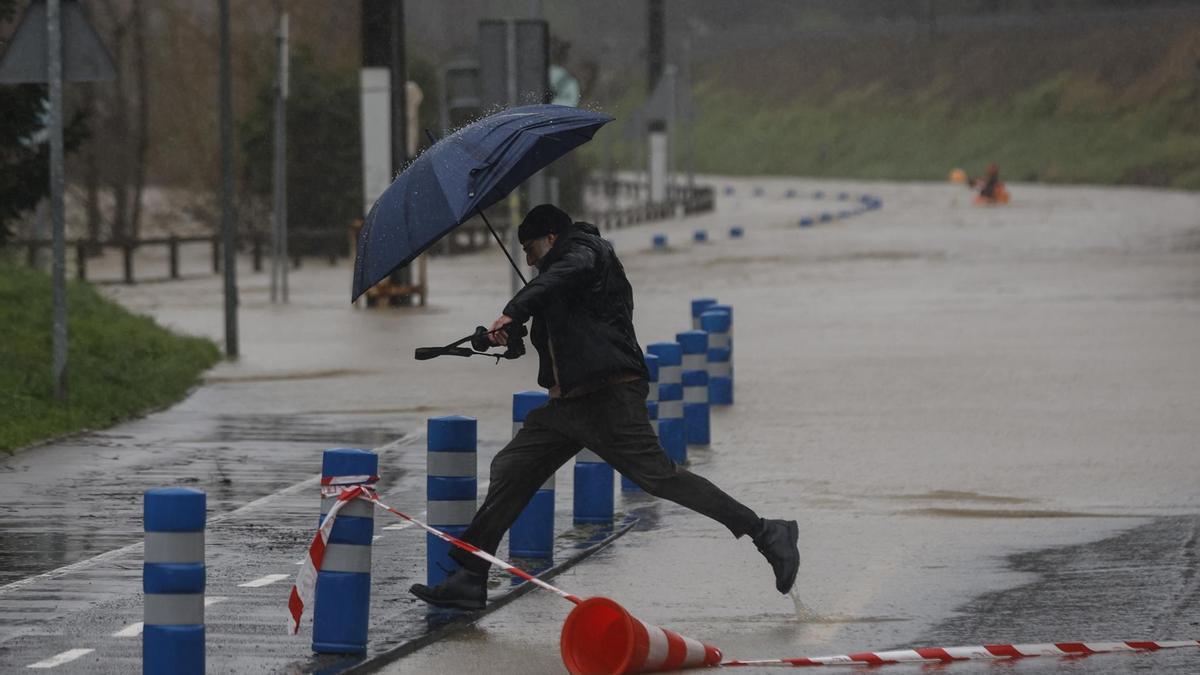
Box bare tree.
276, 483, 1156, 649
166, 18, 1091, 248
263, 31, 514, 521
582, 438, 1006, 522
79, 0, 149, 243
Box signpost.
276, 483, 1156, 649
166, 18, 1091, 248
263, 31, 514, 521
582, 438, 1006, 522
478, 19, 549, 295
0, 0, 115, 401
270, 4, 290, 304
218, 0, 238, 357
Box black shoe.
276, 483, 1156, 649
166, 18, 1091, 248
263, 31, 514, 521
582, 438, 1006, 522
753, 519, 800, 594
409, 567, 487, 610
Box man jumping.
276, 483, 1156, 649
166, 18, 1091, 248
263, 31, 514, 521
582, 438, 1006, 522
410, 204, 799, 610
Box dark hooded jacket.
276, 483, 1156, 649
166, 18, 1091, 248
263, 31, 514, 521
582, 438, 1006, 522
502, 220, 648, 395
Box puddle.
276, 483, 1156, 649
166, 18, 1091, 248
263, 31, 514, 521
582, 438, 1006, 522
704, 251, 943, 267
297, 405, 444, 416
204, 368, 372, 384
902, 507, 1142, 519
885, 490, 1034, 504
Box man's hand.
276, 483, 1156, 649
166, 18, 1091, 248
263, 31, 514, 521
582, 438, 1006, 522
489, 314, 514, 345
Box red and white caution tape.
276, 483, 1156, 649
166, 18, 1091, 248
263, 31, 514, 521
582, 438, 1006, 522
721, 640, 1200, 667
291, 481, 1196, 672
288, 480, 580, 634
287, 483, 368, 634
364, 492, 582, 605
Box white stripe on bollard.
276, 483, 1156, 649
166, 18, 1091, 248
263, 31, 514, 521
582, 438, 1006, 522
658, 399, 683, 419
426, 451, 477, 477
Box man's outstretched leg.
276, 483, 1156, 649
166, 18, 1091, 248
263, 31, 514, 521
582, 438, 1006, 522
410, 405, 579, 609
573, 381, 801, 594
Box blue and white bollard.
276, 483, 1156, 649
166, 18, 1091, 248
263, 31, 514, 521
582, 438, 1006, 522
426, 416, 477, 586
693, 229, 708, 244
509, 391, 553, 558
708, 304, 734, 350
819, 212, 832, 223
701, 310, 733, 405
313, 448, 376, 654
690, 297, 718, 330
653, 234, 668, 249
144, 488, 205, 675
799, 217, 814, 227
730, 226, 744, 239
622, 354, 659, 492
573, 448, 613, 524
677, 330, 711, 447
647, 341, 686, 463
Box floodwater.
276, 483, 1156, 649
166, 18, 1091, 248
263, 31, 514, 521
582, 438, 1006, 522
2, 177, 1198, 673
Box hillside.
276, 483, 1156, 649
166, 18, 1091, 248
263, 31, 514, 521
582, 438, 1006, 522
590, 7, 1200, 189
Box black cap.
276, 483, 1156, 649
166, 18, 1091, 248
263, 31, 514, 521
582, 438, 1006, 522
517, 204, 572, 244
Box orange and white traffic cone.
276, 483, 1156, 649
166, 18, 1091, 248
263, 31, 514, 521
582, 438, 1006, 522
560, 597, 723, 674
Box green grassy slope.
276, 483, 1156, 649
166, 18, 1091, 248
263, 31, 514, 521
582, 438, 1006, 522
587, 15, 1200, 189
0, 261, 220, 451
688, 75, 1200, 188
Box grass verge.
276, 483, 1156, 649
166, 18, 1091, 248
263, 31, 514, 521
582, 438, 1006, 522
0, 260, 220, 452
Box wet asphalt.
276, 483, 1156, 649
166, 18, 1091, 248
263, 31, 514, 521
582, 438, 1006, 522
2, 178, 1198, 673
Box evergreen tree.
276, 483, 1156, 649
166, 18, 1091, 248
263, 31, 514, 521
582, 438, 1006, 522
0, 0, 88, 248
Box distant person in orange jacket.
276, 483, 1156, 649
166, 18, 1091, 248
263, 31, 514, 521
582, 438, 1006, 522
971, 163, 1000, 199
968, 163, 1009, 204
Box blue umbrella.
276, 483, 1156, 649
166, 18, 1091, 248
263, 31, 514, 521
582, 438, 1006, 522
351, 104, 614, 301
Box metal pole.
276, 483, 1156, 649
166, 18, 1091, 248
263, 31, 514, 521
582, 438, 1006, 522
47, 0, 67, 402
280, 11, 289, 303
219, 0, 239, 357
272, 6, 289, 303
505, 19, 522, 296
647, 0, 664, 92
684, 36, 694, 192
270, 4, 280, 303
389, 0, 412, 304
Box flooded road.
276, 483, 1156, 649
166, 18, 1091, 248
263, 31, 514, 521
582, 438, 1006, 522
2, 178, 1198, 672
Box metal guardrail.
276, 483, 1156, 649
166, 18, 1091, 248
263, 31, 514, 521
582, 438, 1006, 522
12, 229, 345, 284
584, 179, 715, 231
12, 180, 715, 285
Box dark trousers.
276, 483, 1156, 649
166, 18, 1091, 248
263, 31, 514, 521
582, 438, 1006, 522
449, 379, 761, 573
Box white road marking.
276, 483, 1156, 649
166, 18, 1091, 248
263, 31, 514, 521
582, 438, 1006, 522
372, 535, 382, 541
27, 649, 93, 669
112, 623, 142, 638
0, 431, 424, 597
113, 596, 228, 637
238, 573, 291, 588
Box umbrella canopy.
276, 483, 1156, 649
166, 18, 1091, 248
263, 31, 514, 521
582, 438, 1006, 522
351, 104, 614, 301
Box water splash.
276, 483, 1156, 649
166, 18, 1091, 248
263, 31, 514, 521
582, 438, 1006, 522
789, 585, 820, 622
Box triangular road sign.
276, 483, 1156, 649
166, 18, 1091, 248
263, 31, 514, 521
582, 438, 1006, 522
0, 0, 116, 83
636, 65, 696, 129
